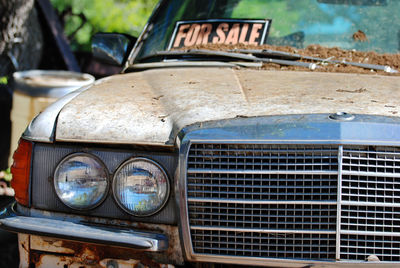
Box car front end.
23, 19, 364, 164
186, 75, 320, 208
2, 0, 400, 267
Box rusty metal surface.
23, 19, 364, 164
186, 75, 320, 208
0, 202, 168, 251
56, 68, 400, 145
18, 234, 29, 268
29, 234, 178, 268
31, 235, 74, 254
17, 205, 184, 265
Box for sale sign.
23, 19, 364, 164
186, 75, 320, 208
168, 19, 271, 50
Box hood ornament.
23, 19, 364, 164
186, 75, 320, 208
329, 112, 355, 121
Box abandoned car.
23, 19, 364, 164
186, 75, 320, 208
2, 0, 400, 267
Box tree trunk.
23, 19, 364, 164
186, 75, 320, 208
0, 0, 43, 76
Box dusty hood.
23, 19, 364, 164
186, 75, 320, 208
56, 67, 400, 145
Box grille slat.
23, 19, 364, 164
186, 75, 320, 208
185, 143, 400, 262
342, 171, 400, 178
190, 226, 336, 234
187, 169, 337, 174
188, 198, 337, 205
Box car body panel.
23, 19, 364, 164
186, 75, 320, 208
56, 67, 399, 145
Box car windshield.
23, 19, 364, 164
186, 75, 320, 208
131, 0, 400, 66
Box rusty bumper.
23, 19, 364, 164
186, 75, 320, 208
0, 202, 168, 251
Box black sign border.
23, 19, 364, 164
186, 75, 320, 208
168, 19, 271, 50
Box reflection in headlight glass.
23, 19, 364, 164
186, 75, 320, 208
113, 159, 169, 216
54, 154, 108, 210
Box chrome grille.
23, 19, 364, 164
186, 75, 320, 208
185, 143, 400, 262
191, 229, 336, 259
189, 202, 337, 231
187, 144, 338, 261
340, 234, 400, 261
340, 146, 400, 261
188, 173, 338, 201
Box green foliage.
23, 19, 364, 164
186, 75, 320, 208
232, 0, 300, 37
0, 168, 12, 182
50, 0, 158, 51
0, 76, 7, 84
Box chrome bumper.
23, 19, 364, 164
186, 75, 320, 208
0, 202, 168, 251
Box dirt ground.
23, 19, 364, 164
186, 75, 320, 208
181, 44, 400, 76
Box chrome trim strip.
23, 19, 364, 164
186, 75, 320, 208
341, 179, 400, 185
184, 139, 400, 146
341, 201, 400, 207
190, 226, 336, 235
178, 138, 194, 261
342, 171, 400, 178
341, 186, 400, 191
0, 202, 168, 251
188, 169, 337, 175
341, 230, 400, 237
188, 198, 336, 205
336, 146, 343, 260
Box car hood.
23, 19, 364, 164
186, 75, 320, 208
56, 67, 400, 145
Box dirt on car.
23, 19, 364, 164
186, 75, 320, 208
181, 43, 400, 75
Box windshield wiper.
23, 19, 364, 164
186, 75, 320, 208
233, 49, 398, 74
145, 49, 318, 70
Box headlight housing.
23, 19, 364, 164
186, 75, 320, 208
54, 153, 109, 210
113, 158, 170, 216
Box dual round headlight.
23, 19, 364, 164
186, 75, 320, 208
54, 154, 169, 216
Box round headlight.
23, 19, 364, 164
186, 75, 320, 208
113, 158, 169, 216
54, 153, 109, 210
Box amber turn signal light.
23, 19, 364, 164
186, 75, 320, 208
11, 139, 33, 207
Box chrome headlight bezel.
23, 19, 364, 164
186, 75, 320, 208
112, 157, 170, 217
53, 152, 110, 210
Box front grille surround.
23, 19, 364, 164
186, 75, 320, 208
180, 140, 400, 264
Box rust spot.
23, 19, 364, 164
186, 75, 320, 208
353, 30, 368, 42
336, 88, 367, 93
60, 240, 162, 267
385, 105, 396, 108
321, 97, 334, 100
153, 95, 164, 100
30, 251, 43, 266
21, 242, 28, 252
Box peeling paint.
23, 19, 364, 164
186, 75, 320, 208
18, 234, 30, 268
56, 68, 400, 145
31, 235, 75, 254
29, 241, 175, 268
26, 222, 183, 266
